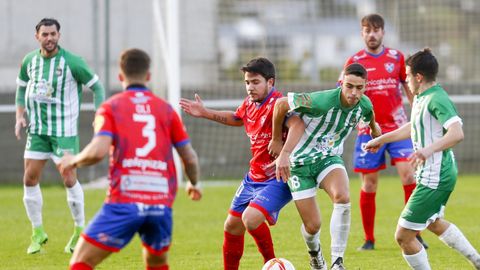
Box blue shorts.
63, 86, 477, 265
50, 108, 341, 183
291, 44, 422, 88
353, 134, 413, 173
82, 203, 172, 255
229, 174, 292, 225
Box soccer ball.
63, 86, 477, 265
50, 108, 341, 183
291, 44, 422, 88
262, 258, 295, 270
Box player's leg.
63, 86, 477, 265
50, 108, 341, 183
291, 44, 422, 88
141, 204, 173, 270
319, 159, 350, 269
395, 226, 430, 270
428, 219, 480, 268
289, 164, 326, 270
143, 250, 169, 270
243, 178, 292, 262
69, 237, 112, 270
353, 134, 386, 250
52, 136, 85, 253
23, 134, 52, 254
223, 177, 251, 270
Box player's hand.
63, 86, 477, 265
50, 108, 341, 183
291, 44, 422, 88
15, 117, 27, 140
186, 182, 202, 201
408, 148, 433, 169
59, 153, 76, 178
268, 139, 284, 158
364, 137, 383, 153
267, 151, 291, 183
180, 94, 206, 118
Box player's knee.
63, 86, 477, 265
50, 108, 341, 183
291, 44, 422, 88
241, 207, 265, 230
145, 252, 168, 267
224, 216, 245, 235
303, 220, 321, 234
332, 192, 350, 204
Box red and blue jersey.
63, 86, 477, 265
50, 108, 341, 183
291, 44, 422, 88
344, 47, 408, 134
94, 86, 190, 206
234, 90, 284, 182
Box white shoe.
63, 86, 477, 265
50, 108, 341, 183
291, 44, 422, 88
308, 249, 327, 270
331, 257, 346, 270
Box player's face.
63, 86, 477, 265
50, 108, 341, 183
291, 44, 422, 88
244, 72, 273, 103
406, 66, 420, 95
341, 74, 366, 107
362, 25, 384, 52
35, 25, 60, 55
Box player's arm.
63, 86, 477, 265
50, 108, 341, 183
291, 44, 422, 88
90, 82, 106, 109
15, 105, 26, 140
73, 56, 106, 109
274, 114, 305, 182
176, 143, 202, 201
368, 111, 382, 139
365, 122, 411, 153
409, 121, 463, 168
268, 97, 290, 156
15, 60, 29, 140
180, 94, 243, 126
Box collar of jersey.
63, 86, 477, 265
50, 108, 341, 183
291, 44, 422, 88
364, 46, 385, 58
126, 84, 149, 91
256, 88, 276, 107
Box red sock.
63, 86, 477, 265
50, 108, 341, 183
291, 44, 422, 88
146, 265, 168, 270
248, 222, 275, 263
70, 262, 93, 270
360, 190, 376, 242
223, 231, 244, 270
403, 183, 416, 204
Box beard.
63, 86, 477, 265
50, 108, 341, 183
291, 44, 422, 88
42, 41, 58, 53
367, 39, 382, 51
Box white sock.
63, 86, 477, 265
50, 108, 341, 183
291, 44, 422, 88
23, 184, 43, 228
403, 246, 431, 270
301, 223, 320, 252
66, 181, 85, 227
330, 203, 350, 263
439, 223, 480, 268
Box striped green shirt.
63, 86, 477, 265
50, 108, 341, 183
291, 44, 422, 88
16, 46, 105, 137
411, 84, 462, 191
288, 88, 373, 166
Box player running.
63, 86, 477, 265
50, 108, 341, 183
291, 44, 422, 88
180, 57, 303, 270
15, 18, 105, 254
365, 48, 480, 270
342, 13, 427, 250
60, 48, 202, 270
270, 63, 381, 270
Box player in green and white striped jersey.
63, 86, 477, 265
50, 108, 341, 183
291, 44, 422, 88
365, 48, 480, 270
14, 18, 105, 255
269, 63, 381, 270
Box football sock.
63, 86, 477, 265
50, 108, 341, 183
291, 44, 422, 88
403, 246, 431, 270
359, 190, 375, 242
438, 223, 480, 267
223, 231, 244, 270
330, 203, 350, 263
23, 184, 43, 227
67, 181, 85, 227
146, 265, 168, 270
248, 222, 275, 262
300, 223, 320, 252
70, 262, 93, 270
403, 183, 416, 204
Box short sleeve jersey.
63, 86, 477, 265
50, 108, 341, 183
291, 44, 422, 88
287, 88, 373, 166
16, 47, 101, 136
344, 47, 408, 134
234, 90, 283, 182
94, 88, 190, 206
411, 84, 462, 191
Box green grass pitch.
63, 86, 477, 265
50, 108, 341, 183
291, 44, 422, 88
1, 175, 479, 269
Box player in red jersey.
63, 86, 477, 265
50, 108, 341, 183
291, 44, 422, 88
180, 57, 302, 270
342, 14, 427, 250
60, 48, 202, 270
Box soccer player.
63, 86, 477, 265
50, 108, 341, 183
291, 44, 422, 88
180, 57, 302, 270
342, 14, 426, 250
269, 63, 381, 270
14, 18, 105, 254
365, 48, 480, 270
59, 48, 202, 270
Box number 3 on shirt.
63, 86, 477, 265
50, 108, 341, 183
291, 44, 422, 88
133, 113, 156, 157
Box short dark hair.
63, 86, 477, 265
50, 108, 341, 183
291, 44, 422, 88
344, 63, 368, 79
406, 48, 438, 82
241, 57, 275, 83
361, 14, 385, 29
120, 48, 151, 79
36, 18, 60, 32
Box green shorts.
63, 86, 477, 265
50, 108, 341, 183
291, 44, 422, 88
24, 133, 79, 164
399, 183, 452, 231
289, 156, 345, 200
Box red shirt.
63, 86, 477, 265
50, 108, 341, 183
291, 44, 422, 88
344, 47, 409, 134
234, 90, 283, 182
94, 87, 189, 206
